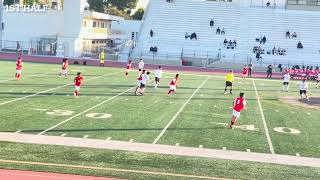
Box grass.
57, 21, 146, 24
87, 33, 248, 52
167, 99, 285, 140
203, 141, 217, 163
0, 60, 320, 179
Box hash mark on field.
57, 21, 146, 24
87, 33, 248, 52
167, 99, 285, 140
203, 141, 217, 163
246, 149, 251, 152
199, 145, 203, 148
296, 153, 300, 157
60, 133, 67, 137
307, 112, 311, 115
125, 99, 129, 101
175, 143, 180, 146
106, 137, 112, 140
229, 107, 233, 109
169, 102, 173, 104
214, 105, 217, 108
83, 135, 89, 139
14, 130, 21, 134
153, 77, 210, 144
275, 110, 279, 112
129, 139, 134, 143
38, 86, 135, 135
200, 94, 204, 97
222, 147, 226, 150
154, 101, 158, 103
32, 108, 48, 111
291, 111, 295, 114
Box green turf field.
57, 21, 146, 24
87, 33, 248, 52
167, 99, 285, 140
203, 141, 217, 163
0, 60, 320, 158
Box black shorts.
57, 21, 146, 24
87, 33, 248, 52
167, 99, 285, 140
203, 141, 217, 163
300, 90, 307, 95
138, 69, 142, 71
139, 83, 146, 88
226, 81, 233, 87
283, 82, 289, 85
155, 77, 160, 82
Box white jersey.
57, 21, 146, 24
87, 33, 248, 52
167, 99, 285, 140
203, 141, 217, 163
154, 69, 162, 78
283, 74, 290, 82
140, 74, 149, 85
299, 82, 308, 91
138, 61, 144, 69
317, 74, 320, 80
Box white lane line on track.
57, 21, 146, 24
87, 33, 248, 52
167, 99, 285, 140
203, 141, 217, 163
153, 77, 209, 144
252, 79, 275, 154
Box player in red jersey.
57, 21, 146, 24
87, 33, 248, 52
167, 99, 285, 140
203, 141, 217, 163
60, 58, 69, 78
242, 65, 248, 79
15, 57, 23, 80
229, 92, 246, 129
125, 60, 132, 77
167, 74, 179, 96
74, 72, 84, 97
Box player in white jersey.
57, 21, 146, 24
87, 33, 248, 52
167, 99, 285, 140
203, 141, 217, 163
316, 73, 320, 88
299, 79, 309, 101
138, 59, 144, 74
135, 71, 150, 95
282, 72, 291, 92
154, 66, 163, 88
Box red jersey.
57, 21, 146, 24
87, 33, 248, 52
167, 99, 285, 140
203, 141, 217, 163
16, 60, 23, 70
74, 76, 83, 86
233, 97, 246, 112
242, 67, 248, 75
126, 63, 131, 70
62, 62, 68, 70
170, 78, 177, 86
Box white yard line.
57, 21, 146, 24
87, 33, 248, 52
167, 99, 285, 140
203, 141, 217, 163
38, 86, 135, 135
252, 79, 275, 154
153, 77, 209, 144
0, 72, 119, 106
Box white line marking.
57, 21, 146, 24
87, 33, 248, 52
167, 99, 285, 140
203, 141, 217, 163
175, 143, 180, 146
153, 77, 209, 144
252, 79, 275, 154
60, 133, 67, 137
83, 135, 89, 139
14, 130, 21, 134
275, 110, 279, 112
199, 145, 203, 148
307, 113, 311, 115
129, 139, 134, 142
222, 147, 226, 150
296, 153, 300, 157
246, 149, 251, 152
106, 137, 112, 140
0, 72, 119, 106
38, 86, 135, 135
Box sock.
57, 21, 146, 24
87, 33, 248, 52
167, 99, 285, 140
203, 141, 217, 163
168, 90, 172, 95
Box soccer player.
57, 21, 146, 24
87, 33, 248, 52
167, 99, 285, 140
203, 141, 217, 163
242, 65, 248, 79
229, 92, 246, 129
60, 58, 69, 78
167, 74, 179, 96
154, 66, 163, 88
15, 57, 23, 80
74, 72, 84, 97
299, 79, 309, 101
316, 72, 320, 88
99, 50, 105, 67
135, 71, 150, 96
282, 72, 291, 92
224, 70, 234, 94
138, 59, 144, 73
125, 60, 132, 77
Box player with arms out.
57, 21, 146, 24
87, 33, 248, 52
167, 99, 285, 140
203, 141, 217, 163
74, 72, 84, 97
229, 92, 246, 129
60, 58, 69, 78
242, 65, 248, 79
299, 79, 310, 101
135, 71, 150, 96
282, 71, 291, 92
125, 60, 132, 77
154, 66, 163, 88
167, 74, 179, 96
15, 57, 23, 80
224, 70, 234, 94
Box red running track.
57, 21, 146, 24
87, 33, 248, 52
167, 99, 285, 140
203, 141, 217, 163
0, 169, 125, 180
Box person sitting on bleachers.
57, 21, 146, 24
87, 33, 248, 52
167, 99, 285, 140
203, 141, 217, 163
286, 30, 290, 38
150, 29, 154, 37
228, 40, 232, 46
216, 27, 221, 34
190, 32, 197, 40
272, 46, 276, 55
224, 39, 228, 46
185, 32, 190, 39
266, 1, 271, 7
221, 28, 225, 35
297, 41, 303, 49
233, 40, 237, 47
210, 19, 214, 27
292, 32, 297, 38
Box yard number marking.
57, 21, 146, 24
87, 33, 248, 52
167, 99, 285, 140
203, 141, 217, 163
86, 113, 112, 119
273, 127, 301, 134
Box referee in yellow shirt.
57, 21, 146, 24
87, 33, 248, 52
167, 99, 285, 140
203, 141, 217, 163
99, 50, 105, 67
224, 70, 234, 94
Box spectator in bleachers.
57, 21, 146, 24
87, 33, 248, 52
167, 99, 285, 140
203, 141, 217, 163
233, 40, 237, 47
221, 28, 225, 35
286, 30, 291, 38
266, 1, 271, 7
224, 39, 228, 46
272, 46, 276, 55
262, 36, 266, 44
297, 41, 303, 49
150, 29, 154, 37
228, 40, 232, 46
210, 19, 214, 27
191, 32, 197, 40
216, 27, 221, 34
185, 32, 190, 39
278, 64, 283, 72
267, 64, 274, 78
256, 52, 261, 61
292, 32, 297, 38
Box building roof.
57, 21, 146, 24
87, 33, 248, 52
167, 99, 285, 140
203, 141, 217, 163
83, 11, 124, 21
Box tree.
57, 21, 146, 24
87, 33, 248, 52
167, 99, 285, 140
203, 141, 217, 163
3, 0, 14, 5
23, 0, 39, 5
131, 8, 144, 20
87, 0, 107, 13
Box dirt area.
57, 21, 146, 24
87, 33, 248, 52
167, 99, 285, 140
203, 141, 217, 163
280, 96, 320, 109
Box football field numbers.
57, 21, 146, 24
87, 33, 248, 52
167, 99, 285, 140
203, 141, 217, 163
35, 109, 112, 119
273, 127, 301, 134
46, 110, 74, 116
86, 113, 112, 119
